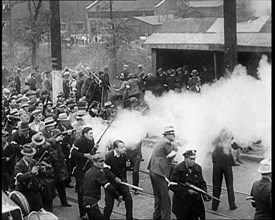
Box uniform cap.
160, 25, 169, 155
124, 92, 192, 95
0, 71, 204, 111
183, 150, 197, 158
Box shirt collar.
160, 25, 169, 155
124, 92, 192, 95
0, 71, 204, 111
114, 149, 120, 158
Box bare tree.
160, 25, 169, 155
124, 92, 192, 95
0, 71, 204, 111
13, 0, 50, 67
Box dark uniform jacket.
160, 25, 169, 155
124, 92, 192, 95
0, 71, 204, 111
82, 165, 120, 205
250, 177, 272, 219
169, 161, 207, 219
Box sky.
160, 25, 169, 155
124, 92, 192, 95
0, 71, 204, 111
83, 54, 271, 165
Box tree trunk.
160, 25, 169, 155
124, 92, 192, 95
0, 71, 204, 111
31, 42, 37, 67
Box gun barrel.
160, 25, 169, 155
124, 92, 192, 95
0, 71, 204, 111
183, 182, 221, 202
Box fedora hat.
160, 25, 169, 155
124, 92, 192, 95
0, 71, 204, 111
2, 130, 9, 138
163, 126, 175, 135
57, 113, 69, 121
26, 90, 36, 96
44, 117, 56, 127
21, 144, 36, 156
76, 110, 86, 119
19, 122, 30, 131
191, 69, 198, 76
257, 158, 271, 174
32, 109, 42, 116
31, 132, 45, 145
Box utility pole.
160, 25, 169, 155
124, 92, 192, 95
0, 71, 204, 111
49, 0, 63, 104
109, 0, 117, 79
50, 0, 62, 70
223, 0, 237, 73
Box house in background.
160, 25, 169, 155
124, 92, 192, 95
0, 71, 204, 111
85, 0, 173, 39
126, 15, 171, 38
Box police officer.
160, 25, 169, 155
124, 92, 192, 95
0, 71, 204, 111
250, 158, 272, 220
169, 150, 211, 220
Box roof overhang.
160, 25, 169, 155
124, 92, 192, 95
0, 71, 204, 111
144, 33, 271, 52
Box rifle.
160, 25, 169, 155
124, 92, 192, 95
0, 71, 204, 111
82, 115, 117, 171
54, 129, 76, 138
42, 93, 51, 116
164, 176, 221, 202
27, 150, 48, 190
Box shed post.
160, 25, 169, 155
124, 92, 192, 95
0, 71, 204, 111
152, 48, 157, 75
213, 52, 217, 80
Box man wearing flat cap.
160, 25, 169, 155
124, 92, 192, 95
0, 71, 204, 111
169, 150, 211, 220
148, 126, 178, 220
250, 158, 272, 219
82, 153, 123, 220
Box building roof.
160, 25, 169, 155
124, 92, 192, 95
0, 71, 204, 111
145, 33, 271, 47
144, 16, 271, 52
189, 1, 223, 8
207, 16, 270, 33
156, 17, 217, 33
86, 0, 156, 12
132, 15, 167, 25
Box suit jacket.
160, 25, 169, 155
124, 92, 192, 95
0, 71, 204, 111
14, 158, 37, 192
250, 177, 272, 219
148, 137, 177, 178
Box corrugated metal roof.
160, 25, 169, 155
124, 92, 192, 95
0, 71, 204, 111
189, 1, 223, 8
144, 33, 271, 48
207, 16, 270, 33
156, 18, 217, 33
133, 15, 167, 25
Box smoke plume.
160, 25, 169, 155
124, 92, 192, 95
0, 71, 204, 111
84, 55, 271, 164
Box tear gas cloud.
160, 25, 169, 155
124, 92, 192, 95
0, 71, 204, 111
84, 55, 271, 164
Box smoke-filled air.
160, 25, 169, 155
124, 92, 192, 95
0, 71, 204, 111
83, 55, 271, 165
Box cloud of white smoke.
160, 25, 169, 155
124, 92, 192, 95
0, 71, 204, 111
84, 55, 271, 164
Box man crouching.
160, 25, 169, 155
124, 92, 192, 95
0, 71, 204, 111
81, 153, 123, 220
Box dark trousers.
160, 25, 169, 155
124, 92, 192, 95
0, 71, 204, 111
128, 155, 142, 187
84, 203, 104, 220
150, 172, 171, 220
75, 167, 85, 217
212, 163, 236, 209
42, 199, 53, 212
24, 191, 43, 212
55, 180, 68, 205
172, 197, 205, 220
104, 184, 133, 220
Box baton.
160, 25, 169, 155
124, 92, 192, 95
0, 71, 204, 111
121, 182, 143, 192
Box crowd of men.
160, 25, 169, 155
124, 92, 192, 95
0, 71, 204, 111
1, 63, 271, 220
